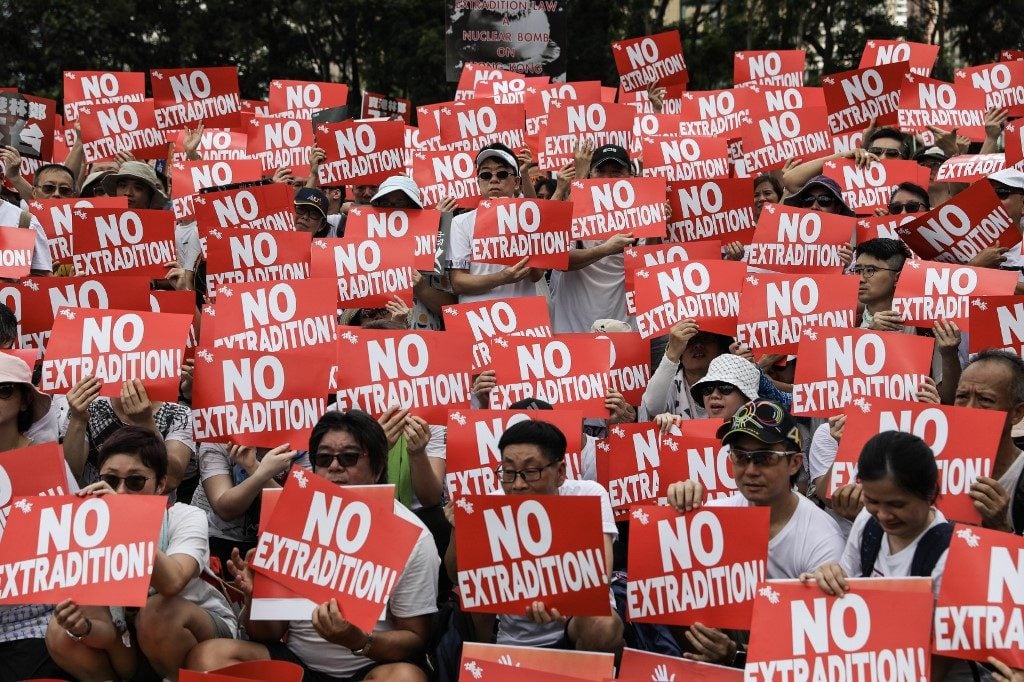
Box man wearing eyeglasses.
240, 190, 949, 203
0, 152, 55, 277
447, 142, 545, 303
665, 399, 844, 664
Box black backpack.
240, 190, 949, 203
859, 516, 953, 577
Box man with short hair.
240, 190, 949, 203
187, 410, 438, 681
447, 142, 544, 302
863, 127, 908, 160
30, 164, 77, 200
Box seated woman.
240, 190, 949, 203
45, 426, 238, 682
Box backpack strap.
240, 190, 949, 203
909, 521, 954, 577
18, 210, 30, 229
859, 516, 885, 577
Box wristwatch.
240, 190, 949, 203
353, 632, 374, 657
65, 618, 92, 642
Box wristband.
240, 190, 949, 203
353, 632, 374, 657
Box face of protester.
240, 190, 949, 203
352, 185, 378, 206
860, 475, 933, 544
372, 190, 418, 209
866, 136, 904, 160
854, 254, 899, 308
99, 453, 165, 496
990, 181, 1024, 226
802, 188, 841, 214
753, 180, 780, 220
536, 183, 553, 200
312, 429, 380, 487
954, 360, 1024, 435
589, 160, 631, 179
499, 443, 565, 496
702, 383, 749, 420
0, 383, 28, 429
680, 333, 722, 378
887, 189, 928, 215
293, 205, 326, 233
32, 168, 76, 199
476, 158, 520, 199
116, 178, 154, 209
728, 435, 801, 507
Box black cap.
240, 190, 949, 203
716, 399, 802, 451
294, 187, 328, 220
591, 145, 631, 170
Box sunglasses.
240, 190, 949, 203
478, 170, 514, 181
867, 147, 903, 159
698, 383, 738, 398
313, 451, 366, 469
801, 194, 835, 208
0, 383, 17, 400
38, 183, 75, 197
994, 187, 1024, 200
888, 201, 926, 214
100, 474, 152, 492
729, 448, 797, 467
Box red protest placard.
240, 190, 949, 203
308, 236, 415, 309
471, 197, 571, 269
463, 642, 614, 681
444, 408, 583, 500
410, 149, 480, 209
0, 494, 165, 607
594, 332, 651, 407
245, 116, 313, 175
792, 327, 934, 417
268, 80, 349, 120
741, 106, 831, 173
895, 180, 1019, 263
827, 398, 1001, 524
315, 119, 405, 186
934, 525, 1024, 667
63, 71, 146, 122
935, 154, 1006, 183
150, 66, 242, 129
72, 208, 176, 278
595, 424, 684, 519
455, 63, 518, 101
751, 86, 826, 115
612, 31, 688, 93
473, 76, 550, 105
0, 444, 71, 538
619, 648, 743, 681
737, 274, 860, 355
860, 39, 939, 77
629, 113, 684, 159
334, 329, 474, 423
344, 205, 439, 272
640, 135, 730, 181
624, 242, 723, 314
525, 81, 603, 141
745, 578, 934, 681
667, 178, 755, 244
170, 158, 264, 221
631, 259, 746, 340
41, 308, 191, 401
455, 493, 609, 616
77, 100, 168, 163
659, 426, 737, 501
171, 127, 249, 163
539, 102, 634, 171
249, 471, 419, 632
897, 74, 987, 141
856, 214, 922, 244
626, 506, 769, 628
746, 204, 854, 274
955, 62, 1024, 118
437, 101, 526, 152
250, 488, 311, 620
190, 344, 331, 446
734, 50, 805, 87
821, 63, 909, 135
891, 260, 1018, 329
969, 295, 1024, 354
193, 183, 296, 241
1006, 121, 1023, 169
441, 296, 552, 370
821, 158, 931, 214
205, 228, 311, 292
0, 226, 36, 279
678, 88, 752, 138
361, 91, 411, 123
27, 196, 127, 265
488, 335, 611, 416
569, 177, 667, 240
0, 92, 56, 161
457, 659, 582, 682
205, 280, 336, 353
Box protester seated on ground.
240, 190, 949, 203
665, 399, 845, 664
101, 161, 169, 209
442, 420, 624, 655
800, 430, 982, 681
59, 375, 195, 498
187, 411, 439, 682
46, 426, 238, 682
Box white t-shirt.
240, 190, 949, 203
448, 209, 539, 303
175, 219, 202, 269
164, 503, 239, 636
549, 244, 629, 333
497, 479, 617, 647
708, 492, 845, 579
285, 501, 439, 675
8, 200, 53, 272
840, 508, 948, 595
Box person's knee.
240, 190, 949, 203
572, 614, 624, 653
136, 594, 184, 648
365, 662, 427, 682
185, 638, 255, 671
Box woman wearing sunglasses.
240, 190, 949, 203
45, 426, 238, 682
782, 175, 856, 217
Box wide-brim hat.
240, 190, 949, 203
0, 353, 51, 427
101, 161, 168, 209
370, 175, 424, 209
783, 175, 856, 217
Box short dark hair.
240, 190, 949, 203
309, 410, 389, 483
854, 237, 912, 270
33, 163, 75, 186
98, 426, 169, 482
534, 178, 557, 196
753, 173, 783, 198
508, 397, 553, 410
892, 182, 929, 208
0, 302, 17, 347
498, 419, 566, 464
964, 349, 1024, 405
866, 127, 909, 158
857, 431, 938, 503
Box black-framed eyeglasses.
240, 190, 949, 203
0, 383, 17, 400
801, 194, 835, 208
100, 474, 152, 492
496, 462, 556, 484
698, 383, 738, 398
867, 147, 903, 159
313, 451, 367, 469
37, 183, 75, 197
888, 201, 926, 214
728, 448, 797, 468
848, 264, 899, 279
993, 187, 1024, 200
478, 170, 514, 181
